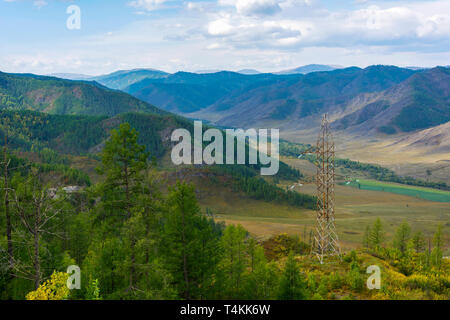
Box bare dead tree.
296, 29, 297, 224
2, 130, 14, 270
9, 171, 67, 289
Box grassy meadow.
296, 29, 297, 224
193, 157, 450, 255
342, 179, 450, 202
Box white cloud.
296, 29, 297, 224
218, 0, 312, 16
128, 0, 168, 11
208, 17, 235, 36
2, 0, 449, 74
236, 0, 282, 16
204, 1, 450, 51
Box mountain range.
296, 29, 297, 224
8, 65, 450, 139
9, 64, 449, 142
46, 64, 339, 90
90, 65, 447, 139
1, 64, 449, 183
275, 64, 341, 75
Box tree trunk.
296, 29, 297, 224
33, 231, 40, 289
3, 134, 13, 269
180, 197, 190, 299
144, 209, 150, 264
125, 167, 130, 218
129, 238, 136, 289
33, 207, 41, 290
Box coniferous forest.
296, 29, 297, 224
0, 122, 448, 300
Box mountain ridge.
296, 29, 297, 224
275, 64, 340, 75
0, 71, 164, 116
190, 65, 418, 130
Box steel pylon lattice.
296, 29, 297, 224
313, 114, 341, 264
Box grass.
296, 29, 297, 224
343, 179, 450, 202
190, 171, 450, 254
180, 151, 450, 254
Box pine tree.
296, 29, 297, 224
243, 245, 279, 299
217, 224, 248, 299
393, 221, 411, 254
277, 252, 307, 300
411, 231, 425, 253
369, 218, 385, 249
96, 122, 149, 291
162, 182, 219, 299
97, 122, 148, 220
431, 225, 443, 270
362, 225, 371, 248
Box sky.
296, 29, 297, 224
0, 0, 449, 75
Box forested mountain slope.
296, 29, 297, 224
0, 72, 163, 116
0, 109, 188, 158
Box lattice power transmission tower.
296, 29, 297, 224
314, 114, 341, 264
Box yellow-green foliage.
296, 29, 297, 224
26, 271, 70, 300
262, 233, 310, 260
289, 250, 449, 300
404, 273, 449, 295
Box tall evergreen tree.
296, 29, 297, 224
277, 252, 307, 300
162, 182, 219, 299
411, 231, 425, 253
97, 122, 148, 220
431, 225, 443, 270
362, 225, 371, 248
393, 221, 411, 254
243, 245, 279, 299
96, 122, 149, 291
216, 224, 248, 299
369, 218, 385, 249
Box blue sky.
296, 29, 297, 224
1, 0, 449, 75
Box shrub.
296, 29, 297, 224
26, 271, 70, 300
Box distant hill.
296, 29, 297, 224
0, 71, 164, 116
196, 69, 261, 75
192, 65, 417, 129
276, 64, 340, 75
49, 69, 170, 89
48, 73, 93, 80
195, 69, 222, 74
237, 69, 261, 75
389, 121, 450, 155
332, 67, 450, 134
124, 71, 300, 113
91, 68, 169, 90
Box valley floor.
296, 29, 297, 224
195, 158, 450, 255
282, 126, 450, 185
